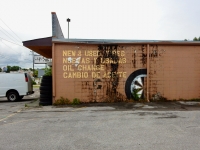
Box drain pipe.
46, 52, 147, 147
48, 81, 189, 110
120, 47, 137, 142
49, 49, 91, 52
52, 43, 56, 103
147, 44, 150, 102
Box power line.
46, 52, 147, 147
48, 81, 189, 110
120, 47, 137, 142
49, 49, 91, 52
0, 18, 22, 42
0, 40, 32, 61
0, 36, 23, 47
0, 25, 21, 44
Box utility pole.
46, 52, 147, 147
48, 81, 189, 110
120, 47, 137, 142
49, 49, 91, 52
67, 18, 71, 39
30, 51, 34, 75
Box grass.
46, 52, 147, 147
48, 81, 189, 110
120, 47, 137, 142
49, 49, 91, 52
33, 85, 40, 88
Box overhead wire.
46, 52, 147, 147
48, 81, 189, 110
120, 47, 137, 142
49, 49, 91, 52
0, 25, 21, 44
0, 18, 47, 68
0, 18, 22, 42
0, 39, 32, 61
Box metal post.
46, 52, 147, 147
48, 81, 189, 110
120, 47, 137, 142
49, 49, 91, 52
147, 44, 150, 102
32, 51, 34, 76
67, 18, 71, 39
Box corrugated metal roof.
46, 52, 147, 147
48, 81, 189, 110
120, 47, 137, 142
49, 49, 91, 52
52, 38, 200, 45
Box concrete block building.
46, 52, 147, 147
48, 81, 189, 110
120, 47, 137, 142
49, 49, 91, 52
23, 12, 200, 103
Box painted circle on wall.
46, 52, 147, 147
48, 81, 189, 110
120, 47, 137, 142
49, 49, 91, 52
125, 69, 147, 99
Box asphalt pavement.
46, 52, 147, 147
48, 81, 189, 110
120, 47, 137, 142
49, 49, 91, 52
1, 88, 200, 150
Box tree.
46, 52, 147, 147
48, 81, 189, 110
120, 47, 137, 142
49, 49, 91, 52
6, 66, 11, 73
22, 68, 28, 71
10, 66, 20, 71
193, 37, 198, 41
33, 69, 38, 77
0, 68, 2, 72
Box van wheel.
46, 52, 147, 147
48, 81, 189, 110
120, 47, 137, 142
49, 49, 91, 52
19, 96, 24, 100
7, 92, 19, 102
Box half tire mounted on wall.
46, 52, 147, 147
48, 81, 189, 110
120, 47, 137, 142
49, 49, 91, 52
125, 69, 147, 100
39, 76, 52, 105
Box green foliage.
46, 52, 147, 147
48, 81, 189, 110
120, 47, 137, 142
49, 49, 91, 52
193, 37, 198, 41
54, 97, 70, 105
132, 89, 140, 101
193, 37, 200, 41
44, 67, 52, 76
0, 68, 2, 72
33, 70, 38, 77
11, 66, 20, 71
6, 66, 11, 73
22, 68, 28, 71
32, 80, 37, 85
72, 98, 80, 105
5, 66, 21, 72
185, 37, 200, 41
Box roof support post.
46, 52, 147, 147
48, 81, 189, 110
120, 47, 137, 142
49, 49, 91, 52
52, 43, 56, 103
147, 44, 150, 102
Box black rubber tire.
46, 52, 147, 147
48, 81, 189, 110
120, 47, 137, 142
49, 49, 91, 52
39, 76, 52, 105
39, 98, 52, 106
40, 90, 52, 95
41, 78, 52, 82
40, 94, 52, 99
125, 69, 147, 99
40, 86, 52, 91
39, 101, 52, 106
19, 96, 24, 100
40, 82, 52, 86
42, 76, 52, 80
7, 91, 19, 102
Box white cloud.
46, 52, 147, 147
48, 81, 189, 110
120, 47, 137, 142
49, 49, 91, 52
0, 0, 200, 68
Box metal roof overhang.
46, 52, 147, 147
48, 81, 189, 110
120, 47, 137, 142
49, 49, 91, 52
52, 38, 200, 46
23, 37, 52, 58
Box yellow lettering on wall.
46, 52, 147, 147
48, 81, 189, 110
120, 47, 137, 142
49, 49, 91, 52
63, 50, 76, 56
81, 58, 90, 64
63, 65, 74, 71
118, 58, 126, 63
116, 72, 126, 78
77, 65, 104, 71
93, 58, 97, 63
63, 58, 78, 64
63, 58, 68, 63
81, 58, 85, 63
103, 72, 111, 78
63, 72, 67, 78
121, 51, 125, 56
85, 50, 98, 56
92, 72, 101, 78
122, 72, 126, 78
77, 51, 82, 56
63, 72, 89, 78
86, 58, 90, 63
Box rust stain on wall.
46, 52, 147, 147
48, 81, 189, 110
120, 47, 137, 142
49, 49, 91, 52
53, 43, 200, 103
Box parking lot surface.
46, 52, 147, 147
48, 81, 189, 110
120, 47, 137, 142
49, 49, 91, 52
1, 90, 200, 150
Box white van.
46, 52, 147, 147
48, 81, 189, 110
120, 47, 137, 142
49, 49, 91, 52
0, 73, 34, 102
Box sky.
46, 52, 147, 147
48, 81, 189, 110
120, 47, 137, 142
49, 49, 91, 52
0, 0, 200, 69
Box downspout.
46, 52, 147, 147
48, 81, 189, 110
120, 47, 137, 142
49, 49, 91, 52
52, 43, 56, 103
147, 44, 150, 102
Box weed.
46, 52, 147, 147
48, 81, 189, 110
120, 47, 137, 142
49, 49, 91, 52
72, 98, 80, 105
132, 89, 140, 101
54, 97, 70, 105
189, 98, 200, 101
